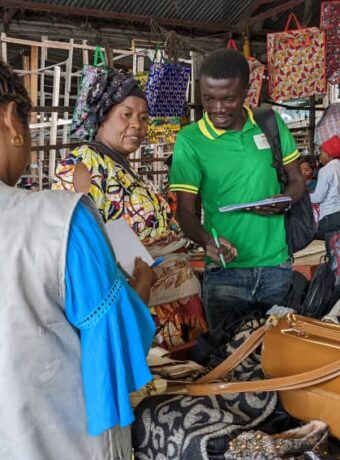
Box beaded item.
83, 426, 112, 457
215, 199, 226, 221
225, 421, 328, 459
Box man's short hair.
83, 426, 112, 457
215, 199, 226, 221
199, 49, 250, 88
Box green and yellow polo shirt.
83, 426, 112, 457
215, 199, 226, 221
169, 107, 299, 268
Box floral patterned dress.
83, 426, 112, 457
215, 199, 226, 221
53, 145, 171, 242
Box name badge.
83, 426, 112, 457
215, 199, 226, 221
253, 134, 270, 150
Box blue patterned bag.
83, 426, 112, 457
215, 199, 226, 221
145, 62, 190, 117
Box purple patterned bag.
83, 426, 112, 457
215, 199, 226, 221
71, 46, 108, 140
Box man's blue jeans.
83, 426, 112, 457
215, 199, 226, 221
203, 263, 293, 338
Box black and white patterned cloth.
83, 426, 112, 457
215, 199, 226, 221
132, 318, 278, 460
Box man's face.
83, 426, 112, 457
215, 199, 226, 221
200, 76, 248, 130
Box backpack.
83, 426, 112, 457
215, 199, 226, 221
298, 262, 336, 318
253, 108, 316, 254
283, 270, 310, 309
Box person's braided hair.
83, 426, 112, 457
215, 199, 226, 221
0, 61, 31, 124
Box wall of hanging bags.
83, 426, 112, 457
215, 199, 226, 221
267, 13, 327, 102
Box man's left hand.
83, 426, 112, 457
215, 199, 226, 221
246, 194, 291, 215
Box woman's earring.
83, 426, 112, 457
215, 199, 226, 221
10, 134, 24, 147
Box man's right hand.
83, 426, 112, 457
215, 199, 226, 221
205, 235, 238, 265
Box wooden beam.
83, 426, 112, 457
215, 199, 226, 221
244, 0, 306, 27
30, 45, 39, 182
22, 53, 30, 93
241, 0, 277, 24
0, 1, 235, 32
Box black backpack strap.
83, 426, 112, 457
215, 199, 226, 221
253, 108, 287, 190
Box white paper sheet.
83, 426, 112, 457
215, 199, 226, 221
105, 219, 154, 276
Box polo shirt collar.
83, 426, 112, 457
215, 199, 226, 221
198, 105, 256, 140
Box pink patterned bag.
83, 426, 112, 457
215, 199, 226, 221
227, 39, 265, 108
267, 13, 327, 102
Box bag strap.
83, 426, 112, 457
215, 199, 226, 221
187, 323, 340, 396
253, 108, 287, 188
284, 13, 303, 32
187, 359, 340, 395
227, 39, 239, 50
195, 325, 268, 384
283, 13, 311, 48
93, 45, 106, 67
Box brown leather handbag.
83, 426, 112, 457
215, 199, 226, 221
187, 313, 340, 439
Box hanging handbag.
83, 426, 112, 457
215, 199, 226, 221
145, 51, 190, 117
71, 45, 108, 141
227, 39, 265, 108
187, 313, 340, 439
267, 13, 326, 102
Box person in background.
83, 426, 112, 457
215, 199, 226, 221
0, 60, 155, 460
53, 68, 207, 349
311, 135, 340, 239
299, 156, 317, 192
170, 49, 305, 342
311, 135, 340, 295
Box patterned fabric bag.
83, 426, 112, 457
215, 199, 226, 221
227, 39, 265, 108
320, 1, 340, 84
146, 116, 181, 144
145, 56, 190, 117
267, 13, 327, 102
71, 46, 108, 140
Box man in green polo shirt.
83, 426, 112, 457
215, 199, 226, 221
170, 49, 305, 340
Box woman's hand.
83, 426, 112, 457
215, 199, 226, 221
129, 257, 157, 304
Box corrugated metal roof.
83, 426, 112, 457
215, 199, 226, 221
10, 0, 322, 30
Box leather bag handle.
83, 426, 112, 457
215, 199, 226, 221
187, 359, 340, 396
186, 319, 340, 396
195, 325, 268, 384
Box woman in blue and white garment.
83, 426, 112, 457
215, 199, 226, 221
0, 60, 155, 459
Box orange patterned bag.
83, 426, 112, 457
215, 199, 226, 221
267, 13, 327, 102
227, 39, 265, 108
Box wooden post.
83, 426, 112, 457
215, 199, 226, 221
309, 96, 315, 156
22, 52, 30, 94
61, 39, 74, 159
30, 45, 39, 184
82, 39, 89, 65
49, 66, 61, 182
242, 32, 252, 58
0, 32, 7, 62
39, 36, 47, 190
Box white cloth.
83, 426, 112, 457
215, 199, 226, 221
0, 182, 130, 460
310, 159, 340, 220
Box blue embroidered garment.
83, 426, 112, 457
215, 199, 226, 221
65, 202, 154, 436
